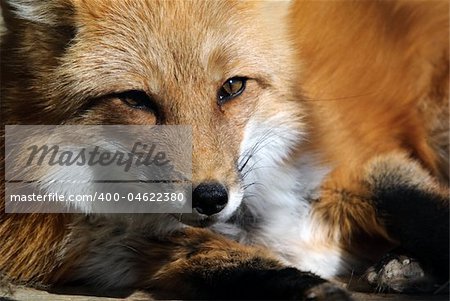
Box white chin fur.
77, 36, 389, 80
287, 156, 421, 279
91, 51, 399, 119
216, 186, 243, 222
211, 113, 347, 279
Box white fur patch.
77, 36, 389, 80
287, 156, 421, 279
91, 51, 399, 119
217, 186, 244, 223
213, 113, 347, 279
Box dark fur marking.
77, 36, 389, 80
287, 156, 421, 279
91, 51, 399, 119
372, 185, 449, 281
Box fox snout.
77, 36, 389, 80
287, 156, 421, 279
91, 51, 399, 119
192, 182, 228, 216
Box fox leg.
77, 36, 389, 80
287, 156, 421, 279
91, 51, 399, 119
145, 228, 350, 300
311, 153, 448, 293
55, 222, 351, 300
363, 153, 449, 292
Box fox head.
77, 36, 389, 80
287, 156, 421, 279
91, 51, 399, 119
1, 0, 305, 226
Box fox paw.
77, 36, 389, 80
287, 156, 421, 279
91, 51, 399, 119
366, 253, 434, 293
304, 283, 353, 301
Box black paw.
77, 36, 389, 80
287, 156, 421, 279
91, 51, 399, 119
366, 253, 434, 293
304, 283, 353, 301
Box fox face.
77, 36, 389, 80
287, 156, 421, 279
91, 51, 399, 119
2, 0, 304, 226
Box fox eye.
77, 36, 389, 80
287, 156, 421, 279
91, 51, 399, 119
218, 77, 247, 104
117, 90, 158, 113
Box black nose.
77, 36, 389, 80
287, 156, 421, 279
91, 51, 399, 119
192, 182, 228, 216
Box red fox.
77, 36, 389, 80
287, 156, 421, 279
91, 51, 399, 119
1, 0, 448, 300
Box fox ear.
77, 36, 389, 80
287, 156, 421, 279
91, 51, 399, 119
2, 0, 74, 26
1, 0, 77, 58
